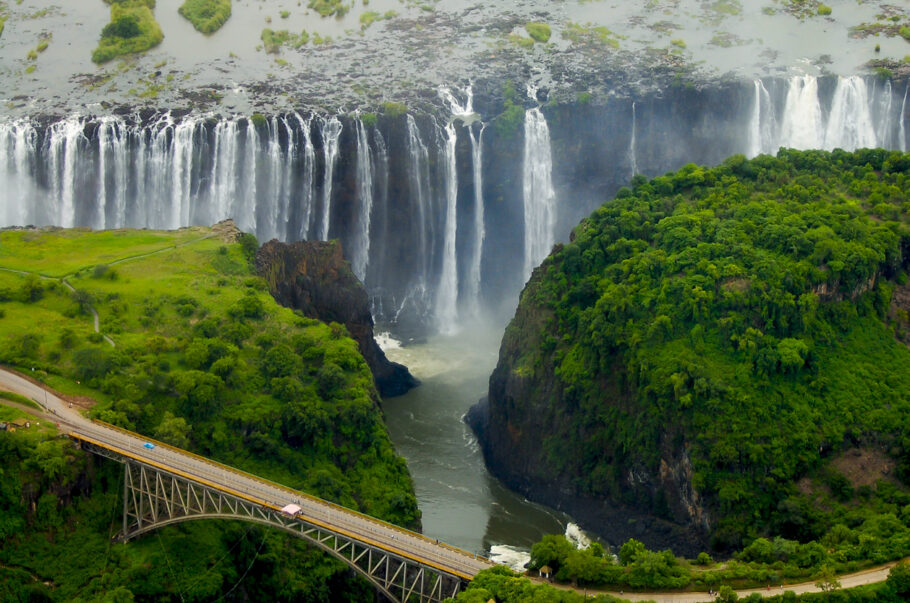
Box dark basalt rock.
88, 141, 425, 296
257, 238, 418, 398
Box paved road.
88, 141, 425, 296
0, 367, 493, 581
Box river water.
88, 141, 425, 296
379, 322, 584, 568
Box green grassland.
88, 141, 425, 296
0, 227, 207, 276
0, 225, 419, 600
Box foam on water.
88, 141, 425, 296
489, 545, 531, 572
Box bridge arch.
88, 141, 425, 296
105, 451, 468, 603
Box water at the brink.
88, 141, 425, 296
749, 74, 889, 156
352, 118, 374, 281
319, 116, 343, 241
466, 123, 486, 318
522, 106, 556, 281
380, 324, 580, 565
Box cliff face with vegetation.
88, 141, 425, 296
0, 226, 419, 600
256, 238, 417, 397
470, 149, 910, 554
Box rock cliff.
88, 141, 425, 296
468, 149, 910, 555
257, 239, 418, 397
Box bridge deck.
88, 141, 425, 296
0, 368, 493, 581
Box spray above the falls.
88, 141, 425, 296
522, 86, 556, 282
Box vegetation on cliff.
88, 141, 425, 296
488, 148, 910, 553
92, 0, 163, 64
0, 225, 419, 599
178, 0, 231, 34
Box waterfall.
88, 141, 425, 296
629, 101, 638, 176
264, 117, 284, 242
171, 117, 196, 230
236, 120, 258, 234
0, 120, 36, 226
874, 80, 893, 149
319, 116, 342, 241
824, 76, 875, 151
294, 113, 317, 240
435, 121, 459, 331
778, 75, 823, 150
466, 123, 485, 316
352, 119, 374, 281
900, 85, 908, 153
211, 118, 239, 227
47, 117, 86, 228
748, 80, 774, 157
522, 107, 556, 281
406, 115, 432, 303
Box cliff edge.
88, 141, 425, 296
257, 239, 418, 397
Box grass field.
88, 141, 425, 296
0, 227, 209, 276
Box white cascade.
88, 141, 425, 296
235, 119, 259, 234
210, 118, 239, 226
823, 76, 875, 151
629, 101, 638, 175
294, 113, 317, 240
900, 84, 908, 153
47, 116, 85, 228
748, 80, 775, 157
319, 116, 342, 241
435, 121, 459, 331
778, 75, 824, 150
264, 116, 284, 242
0, 120, 37, 226
352, 118, 374, 281
465, 123, 485, 317
438, 84, 474, 118
171, 117, 196, 230
522, 106, 556, 281
406, 114, 432, 300
874, 79, 893, 149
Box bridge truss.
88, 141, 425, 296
81, 441, 466, 603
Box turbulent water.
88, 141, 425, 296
1, 75, 907, 331
380, 325, 582, 560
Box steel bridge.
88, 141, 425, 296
72, 431, 493, 603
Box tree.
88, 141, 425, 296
529, 534, 574, 572
886, 561, 910, 600
154, 411, 191, 449
814, 565, 840, 593
618, 538, 646, 565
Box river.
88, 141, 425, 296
379, 321, 590, 569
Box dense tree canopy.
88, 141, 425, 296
514, 148, 910, 548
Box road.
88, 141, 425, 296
0, 367, 494, 581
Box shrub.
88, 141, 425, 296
817, 4, 832, 16
901, 27, 910, 42
525, 22, 551, 43
178, 0, 231, 34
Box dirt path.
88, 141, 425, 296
531, 557, 906, 602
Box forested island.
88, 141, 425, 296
0, 224, 418, 600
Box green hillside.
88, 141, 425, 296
0, 225, 419, 600
482, 148, 910, 556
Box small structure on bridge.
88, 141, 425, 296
280, 503, 302, 518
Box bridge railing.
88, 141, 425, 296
89, 419, 489, 564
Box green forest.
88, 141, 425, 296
504, 148, 910, 557
0, 227, 418, 601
